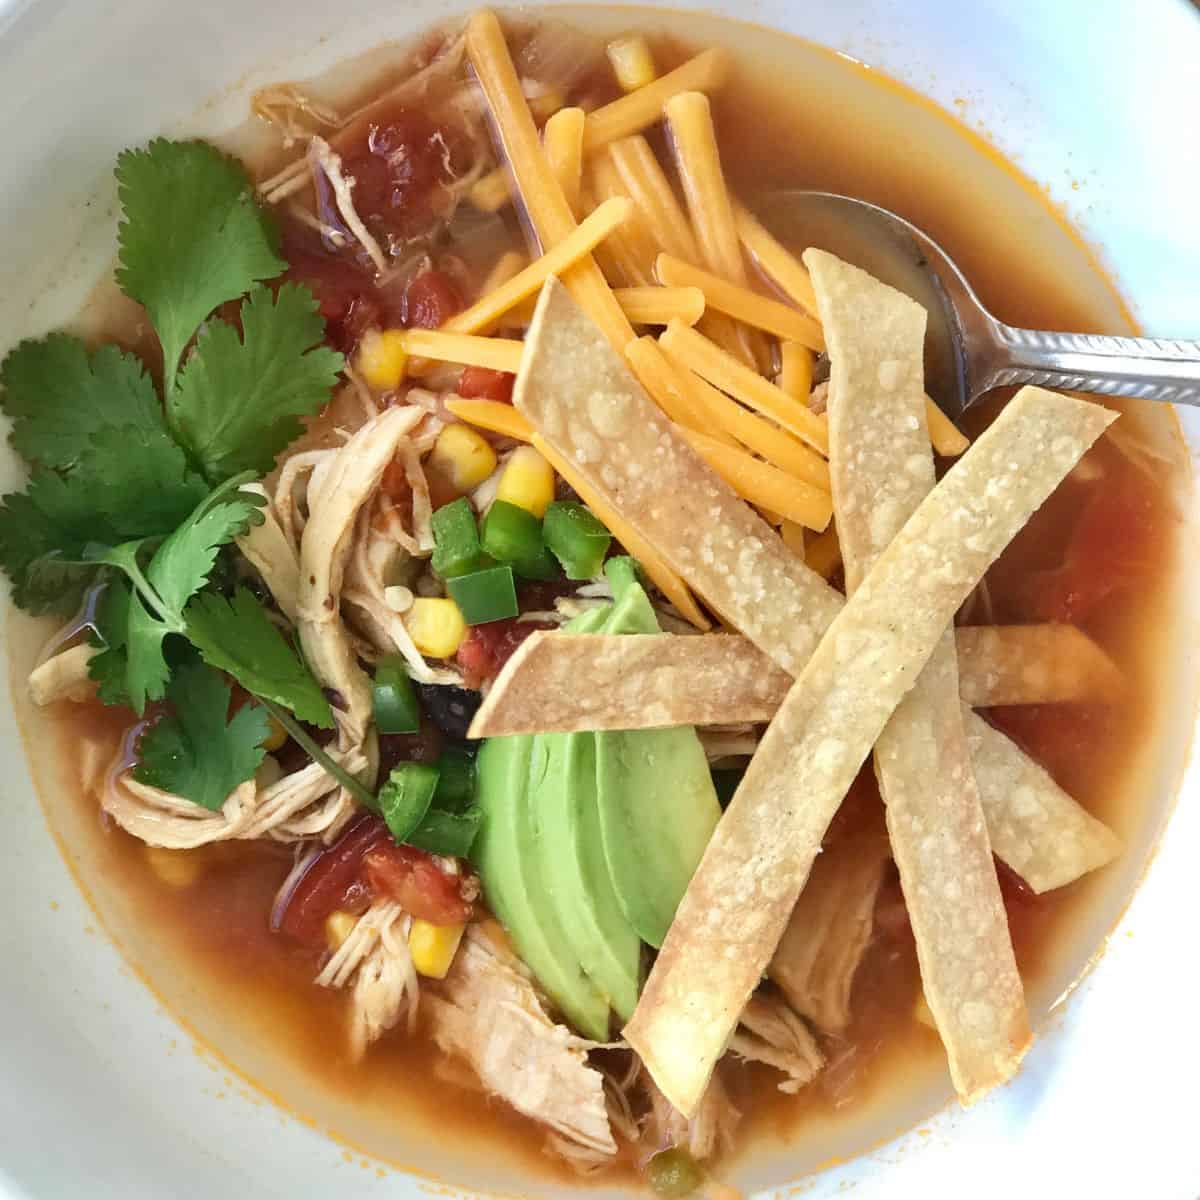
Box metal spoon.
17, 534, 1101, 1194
757, 190, 1200, 418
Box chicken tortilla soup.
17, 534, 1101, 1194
4, 8, 1185, 1195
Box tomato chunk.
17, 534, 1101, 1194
403, 269, 464, 329
363, 842, 474, 926
340, 113, 459, 243
274, 813, 387, 946
279, 223, 381, 353
456, 616, 555, 689
458, 366, 515, 405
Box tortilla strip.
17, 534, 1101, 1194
767, 832, 891, 1033
468, 624, 1123, 735
956, 623, 1123, 706
623, 385, 1112, 1114
812, 246, 1028, 1101
964, 709, 1122, 891
515, 283, 1113, 1109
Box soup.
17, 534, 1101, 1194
4, 8, 1187, 1196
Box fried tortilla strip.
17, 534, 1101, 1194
811, 246, 1028, 1101
624, 384, 1112, 1114
469, 624, 1122, 734
767, 833, 891, 1033
956, 623, 1124, 706
964, 709, 1122, 891
515, 280, 1120, 886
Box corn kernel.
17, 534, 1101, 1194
325, 910, 358, 951
409, 919, 466, 979
607, 35, 657, 92
496, 445, 555, 518
261, 714, 288, 752
144, 846, 202, 889
429, 423, 499, 493
356, 328, 408, 392
406, 597, 467, 658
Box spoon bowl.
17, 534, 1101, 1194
759, 191, 1200, 419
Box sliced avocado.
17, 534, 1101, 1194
595, 582, 723, 948
533, 605, 642, 1020
473, 733, 610, 1039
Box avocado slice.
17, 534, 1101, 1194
533, 606, 643, 1020
595, 581, 723, 948
473, 733, 610, 1039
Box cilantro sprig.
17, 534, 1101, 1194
0, 138, 344, 616
134, 661, 270, 811
0, 136, 351, 809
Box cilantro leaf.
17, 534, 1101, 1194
134, 660, 268, 810
115, 139, 284, 389
185, 587, 334, 729
148, 486, 264, 614
87, 483, 265, 712
84, 426, 209, 537
89, 578, 133, 706
171, 284, 344, 482
0, 469, 112, 614
0, 424, 209, 615
0, 335, 164, 469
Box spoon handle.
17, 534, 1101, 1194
981, 322, 1200, 406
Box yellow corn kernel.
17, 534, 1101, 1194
261, 714, 288, 752
325, 910, 358, 952
409, 919, 466, 979
429, 423, 499, 493
356, 328, 408, 392
144, 846, 202, 889
607, 35, 657, 92
496, 445, 555, 518
406, 597, 467, 658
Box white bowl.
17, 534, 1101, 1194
1, 2, 1198, 1198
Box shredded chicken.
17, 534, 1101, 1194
298, 405, 427, 750
28, 643, 98, 705
426, 923, 617, 1163
104, 748, 369, 849
641, 1067, 740, 1162
769, 833, 890, 1033
315, 900, 419, 1060
252, 83, 341, 148
730, 991, 825, 1093
258, 35, 469, 204
698, 725, 760, 762
235, 483, 302, 623
307, 136, 389, 275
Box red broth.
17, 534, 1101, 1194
10, 9, 1189, 1193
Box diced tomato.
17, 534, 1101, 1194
274, 814, 387, 946
340, 112, 460, 243
1023, 471, 1156, 625
402, 269, 464, 329
456, 616, 555, 690
363, 842, 474, 926
279, 223, 381, 353
457, 366, 515, 405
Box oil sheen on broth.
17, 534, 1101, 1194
9, 7, 1185, 1190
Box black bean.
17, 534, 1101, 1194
416, 683, 482, 744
